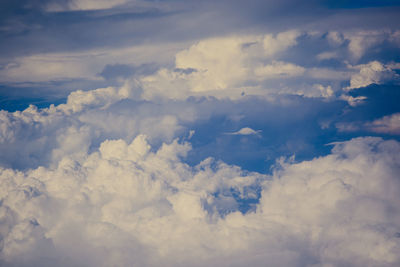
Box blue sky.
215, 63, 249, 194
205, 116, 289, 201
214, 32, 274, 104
1, 1, 400, 266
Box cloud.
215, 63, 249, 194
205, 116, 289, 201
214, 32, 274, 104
225, 127, 261, 136
1, 129, 399, 266
139, 31, 350, 100
262, 30, 301, 57
0, 43, 180, 84
365, 113, 400, 135
0, 85, 189, 170
254, 61, 305, 78
337, 111, 400, 135
1, 5, 400, 264
345, 61, 399, 90
345, 30, 387, 61
0, 133, 266, 266
1, 51, 400, 265
46, 0, 149, 11
316, 51, 338, 60
139, 33, 304, 99
2, 27, 400, 103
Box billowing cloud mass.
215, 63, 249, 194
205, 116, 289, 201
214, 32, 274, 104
1, 1, 400, 266
346, 61, 400, 90
1, 106, 400, 266
1, 84, 400, 266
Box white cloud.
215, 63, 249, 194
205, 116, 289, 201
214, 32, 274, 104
1, 81, 400, 266
337, 113, 400, 135
1, 128, 399, 266
327, 31, 344, 46
139, 31, 309, 100
345, 61, 399, 90
68, 0, 128, 10
0, 85, 188, 169
366, 113, 400, 135
0, 42, 184, 83
46, 0, 129, 11
4, 29, 399, 101
254, 61, 305, 78
302, 84, 334, 98
340, 30, 400, 61
317, 51, 338, 60
226, 127, 261, 136
262, 30, 301, 57
345, 31, 386, 61
339, 94, 367, 107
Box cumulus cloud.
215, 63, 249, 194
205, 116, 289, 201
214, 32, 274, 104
1, 56, 400, 265
262, 30, 301, 57
345, 61, 399, 90
1, 18, 400, 266
0, 133, 266, 266
138, 31, 345, 100
2, 28, 399, 102
1, 127, 399, 266
135, 29, 400, 101
0, 85, 189, 169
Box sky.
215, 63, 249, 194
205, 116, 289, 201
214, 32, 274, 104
1, 0, 400, 266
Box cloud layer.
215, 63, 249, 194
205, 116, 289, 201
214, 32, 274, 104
1, 84, 400, 266
1, 2, 400, 266
1, 131, 399, 266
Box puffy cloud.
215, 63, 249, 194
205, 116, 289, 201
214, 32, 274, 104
0, 85, 188, 170
346, 61, 399, 90
136, 29, 400, 101
1, 132, 399, 266
3, 28, 399, 102
139, 32, 303, 99
138, 31, 340, 100
0, 133, 266, 266
1, 69, 400, 266
262, 30, 301, 57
